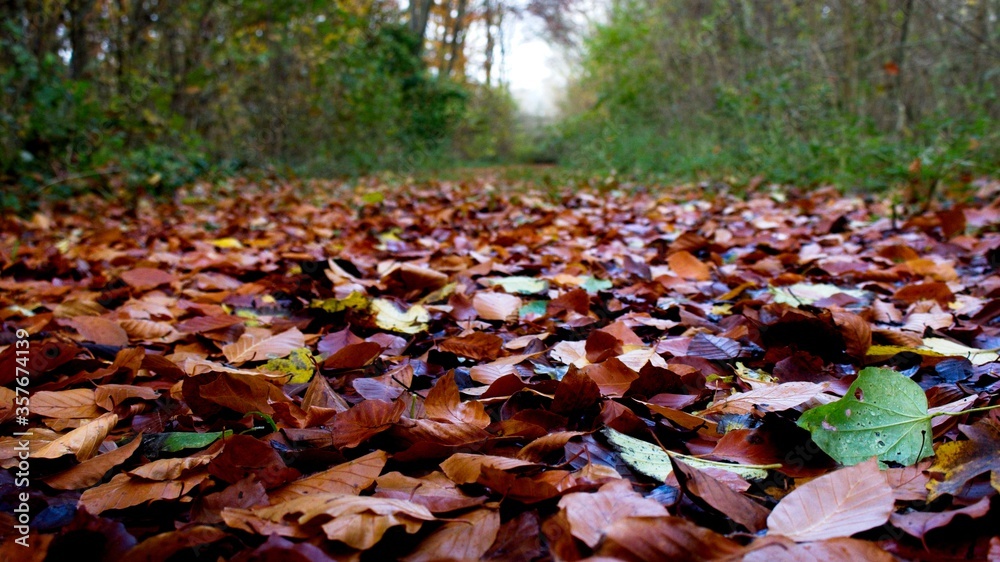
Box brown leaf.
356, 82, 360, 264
438, 331, 504, 361
672, 459, 770, 532
94, 384, 160, 411
208, 435, 300, 489
120, 526, 226, 562
551, 367, 601, 414
43, 433, 143, 490
927, 418, 1000, 501
317, 326, 365, 356
175, 314, 244, 334
321, 341, 382, 370
582, 357, 639, 397
227, 494, 436, 549
228, 534, 333, 562
440, 453, 536, 485
401, 508, 500, 562
832, 311, 871, 360
66, 316, 129, 346
686, 333, 741, 360
375, 470, 487, 512
79, 470, 210, 514
330, 399, 406, 449
128, 455, 215, 480
558, 479, 668, 547
767, 458, 893, 542
270, 450, 387, 503
192, 372, 294, 416
893, 281, 954, 305
890, 495, 991, 539
735, 535, 897, 562
31, 389, 100, 419
701, 382, 828, 416
35, 412, 118, 461
424, 371, 490, 427
597, 516, 743, 561
120, 267, 177, 291
484, 511, 543, 561
222, 328, 306, 364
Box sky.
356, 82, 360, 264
503, 14, 565, 116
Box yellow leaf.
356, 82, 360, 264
371, 299, 429, 334
259, 347, 316, 383
210, 237, 244, 249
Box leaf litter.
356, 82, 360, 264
1, 177, 1000, 560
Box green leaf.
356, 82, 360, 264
158, 430, 232, 452
485, 276, 549, 295
259, 347, 316, 383
519, 299, 549, 318
361, 191, 384, 205
602, 428, 774, 481
798, 367, 933, 466
580, 276, 612, 293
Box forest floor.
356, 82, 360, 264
2, 175, 1000, 561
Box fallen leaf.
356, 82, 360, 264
473, 292, 523, 322
371, 298, 430, 334
557, 479, 668, 547
43, 433, 143, 489
926, 418, 1000, 501
597, 516, 743, 561
401, 508, 500, 562
798, 367, 933, 466
222, 328, 306, 363
890, 495, 991, 539
702, 382, 827, 416
35, 412, 118, 461
66, 316, 129, 346
270, 450, 387, 503
767, 458, 893, 542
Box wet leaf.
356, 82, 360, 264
798, 367, 933, 466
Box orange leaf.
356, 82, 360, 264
667, 250, 711, 281
43, 433, 143, 490
402, 508, 500, 562
31, 389, 100, 419
79, 470, 210, 514
440, 453, 535, 484
424, 371, 490, 428
35, 412, 118, 461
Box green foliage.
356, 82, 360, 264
0, 1, 518, 208
557, 0, 1000, 192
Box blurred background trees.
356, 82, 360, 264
1, 0, 997, 201
0, 0, 526, 200
557, 0, 1000, 190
